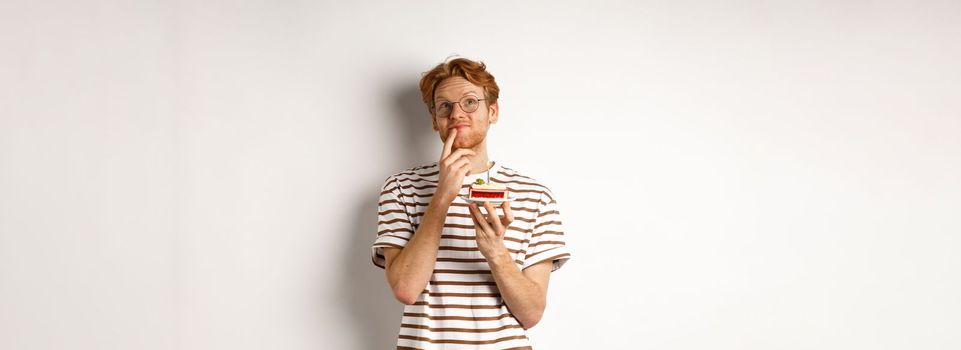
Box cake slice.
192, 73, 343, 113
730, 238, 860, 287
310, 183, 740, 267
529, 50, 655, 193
468, 182, 509, 201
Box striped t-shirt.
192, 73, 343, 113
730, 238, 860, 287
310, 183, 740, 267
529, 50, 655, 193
371, 161, 571, 349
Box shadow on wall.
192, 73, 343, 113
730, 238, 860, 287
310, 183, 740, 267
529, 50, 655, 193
337, 83, 435, 349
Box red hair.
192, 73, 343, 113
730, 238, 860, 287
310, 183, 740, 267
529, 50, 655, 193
419, 57, 500, 112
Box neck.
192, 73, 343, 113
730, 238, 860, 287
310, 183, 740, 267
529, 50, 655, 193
463, 139, 491, 175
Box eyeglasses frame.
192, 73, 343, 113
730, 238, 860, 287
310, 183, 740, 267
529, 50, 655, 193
431, 96, 488, 119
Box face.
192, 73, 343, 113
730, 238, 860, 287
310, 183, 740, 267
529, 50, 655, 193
431, 77, 499, 149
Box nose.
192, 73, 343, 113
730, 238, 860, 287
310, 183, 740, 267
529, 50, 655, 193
448, 102, 470, 119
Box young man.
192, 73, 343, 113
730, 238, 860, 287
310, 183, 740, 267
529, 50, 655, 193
371, 57, 571, 349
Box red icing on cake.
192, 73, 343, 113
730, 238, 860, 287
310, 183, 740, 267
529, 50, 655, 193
471, 191, 506, 199
468, 184, 509, 200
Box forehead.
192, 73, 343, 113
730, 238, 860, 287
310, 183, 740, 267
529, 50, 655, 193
434, 77, 483, 100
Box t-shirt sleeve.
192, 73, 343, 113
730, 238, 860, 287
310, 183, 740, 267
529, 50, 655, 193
371, 177, 415, 269
522, 193, 571, 271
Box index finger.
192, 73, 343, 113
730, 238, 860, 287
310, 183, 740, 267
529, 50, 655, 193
441, 129, 457, 160
483, 201, 503, 232
468, 203, 493, 234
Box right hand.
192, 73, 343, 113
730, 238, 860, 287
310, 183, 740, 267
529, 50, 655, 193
436, 129, 475, 204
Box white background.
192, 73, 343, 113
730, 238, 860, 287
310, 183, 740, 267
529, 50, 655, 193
2, 0, 960, 349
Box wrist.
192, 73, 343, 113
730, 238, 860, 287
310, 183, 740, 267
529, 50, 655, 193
484, 248, 513, 266
431, 192, 456, 207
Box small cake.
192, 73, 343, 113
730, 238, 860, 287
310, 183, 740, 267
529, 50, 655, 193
468, 179, 509, 201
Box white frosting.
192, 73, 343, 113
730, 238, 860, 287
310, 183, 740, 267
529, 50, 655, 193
470, 183, 507, 190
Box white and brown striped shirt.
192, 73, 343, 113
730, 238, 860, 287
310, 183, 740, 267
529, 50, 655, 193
372, 161, 571, 350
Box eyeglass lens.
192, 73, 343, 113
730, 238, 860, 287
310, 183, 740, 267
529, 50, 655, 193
435, 96, 481, 118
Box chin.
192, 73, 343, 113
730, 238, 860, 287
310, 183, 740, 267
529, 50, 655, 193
454, 140, 472, 149
455, 137, 483, 149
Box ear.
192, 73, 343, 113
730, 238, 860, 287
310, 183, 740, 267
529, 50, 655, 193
431, 111, 439, 131
488, 101, 499, 124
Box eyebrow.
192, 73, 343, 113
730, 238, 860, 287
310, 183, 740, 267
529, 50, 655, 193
434, 92, 480, 102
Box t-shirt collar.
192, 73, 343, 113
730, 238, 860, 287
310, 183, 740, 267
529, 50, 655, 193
462, 160, 501, 185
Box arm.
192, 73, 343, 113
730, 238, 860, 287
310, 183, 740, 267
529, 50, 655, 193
383, 195, 453, 305
488, 254, 553, 329
468, 201, 554, 329
383, 129, 474, 305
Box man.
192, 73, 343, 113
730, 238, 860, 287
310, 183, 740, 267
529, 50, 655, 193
371, 57, 571, 349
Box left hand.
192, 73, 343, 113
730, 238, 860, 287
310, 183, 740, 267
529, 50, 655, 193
468, 201, 514, 259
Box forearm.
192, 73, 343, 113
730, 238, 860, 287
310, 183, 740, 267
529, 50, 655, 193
487, 252, 546, 328
386, 195, 452, 303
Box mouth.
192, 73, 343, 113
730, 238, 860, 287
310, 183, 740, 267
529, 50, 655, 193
449, 124, 470, 131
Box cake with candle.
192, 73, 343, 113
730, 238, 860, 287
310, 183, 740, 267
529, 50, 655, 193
468, 179, 509, 201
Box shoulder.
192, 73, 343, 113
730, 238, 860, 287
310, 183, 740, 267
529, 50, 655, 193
381, 162, 440, 191
495, 164, 558, 203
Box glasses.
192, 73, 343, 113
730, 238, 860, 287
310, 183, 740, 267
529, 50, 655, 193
432, 96, 486, 119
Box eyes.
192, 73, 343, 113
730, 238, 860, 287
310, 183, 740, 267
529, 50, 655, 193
433, 96, 485, 118
436, 97, 478, 111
